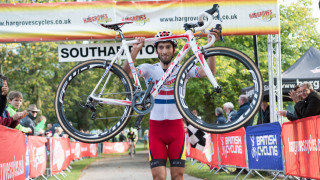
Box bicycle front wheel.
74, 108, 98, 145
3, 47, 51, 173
55, 60, 133, 143
174, 47, 263, 133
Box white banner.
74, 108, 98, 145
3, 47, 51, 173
0, 0, 279, 43
58, 42, 157, 62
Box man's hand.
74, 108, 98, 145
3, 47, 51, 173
1, 80, 8, 96
132, 37, 145, 52
289, 90, 301, 103
278, 110, 287, 117
12, 111, 28, 121
208, 28, 220, 45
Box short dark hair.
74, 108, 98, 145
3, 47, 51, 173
0, 74, 8, 81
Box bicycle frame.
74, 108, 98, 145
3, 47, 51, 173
90, 29, 219, 107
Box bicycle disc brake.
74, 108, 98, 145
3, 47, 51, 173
132, 91, 154, 115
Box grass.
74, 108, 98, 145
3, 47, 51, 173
184, 160, 276, 180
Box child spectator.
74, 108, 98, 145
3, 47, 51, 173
53, 127, 63, 138
0, 74, 28, 128
6, 91, 32, 133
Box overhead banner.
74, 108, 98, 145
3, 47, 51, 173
282, 115, 320, 179
28, 136, 47, 178
0, 125, 26, 180
0, 0, 279, 43
217, 127, 247, 167
246, 122, 283, 171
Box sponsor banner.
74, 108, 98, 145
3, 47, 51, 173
58, 42, 157, 62
51, 138, 71, 175
70, 142, 81, 160
217, 127, 247, 167
28, 136, 47, 178
0, 0, 279, 43
103, 142, 130, 154
88, 144, 98, 157
25, 135, 30, 179
209, 134, 219, 167
80, 143, 90, 157
282, 115, 320, 179
246, 122, 283, 170
0, 125, 26, 180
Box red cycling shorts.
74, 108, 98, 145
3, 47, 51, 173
148, 119, 186, 168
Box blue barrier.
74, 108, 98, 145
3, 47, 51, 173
246, 122, 283, 171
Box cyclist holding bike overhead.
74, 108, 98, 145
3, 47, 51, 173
123, 30, 220, 180
126, 127, 138, 154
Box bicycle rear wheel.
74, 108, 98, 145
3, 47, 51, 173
174, 47, 263, 133
55, 60, 133, 143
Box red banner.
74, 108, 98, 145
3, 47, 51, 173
28, 136, 47, 178
80, 142, 90, 157
0, 125, 26, 180
51, 138, 71, 175
208, 134, 219, 168
70, 142, 81, 160
103, 142, 129, 154
88, 144, 98, 157
282, 115, 320, 179
217, 127, 247, 167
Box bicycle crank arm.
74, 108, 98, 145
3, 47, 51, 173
134, 115, 144, 130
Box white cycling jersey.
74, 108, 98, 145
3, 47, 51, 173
137, 63, 200, 121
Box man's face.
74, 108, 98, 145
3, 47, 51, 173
156, 42, 174, 65
300, 85, 312, 99
223, 106, 229, 113
9, 97, 22, 109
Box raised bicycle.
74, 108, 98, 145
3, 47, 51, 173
55, 4, 263, 143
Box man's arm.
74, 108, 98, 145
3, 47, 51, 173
198, 29, 220, 77
123, 37, 145, 78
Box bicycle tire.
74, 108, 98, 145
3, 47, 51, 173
174, 47, 263, 133
55, 59, 133, 143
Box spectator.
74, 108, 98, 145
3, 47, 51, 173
45, 123, 52, 134
192, 109, 201, 119
278, 85, 301, 121
215, 107, 226, 124
0, 74, 28, 128
223, 102, 237, 123
294, 82, 320, 119
231, 95, 253, 128
53, 127, 63, 138
258, 100, 270, 124
19, 104, 42, 135
119, 130, 126, 142
50, 122, 61, 135
5, 91, 32, 133
143, 129, 149, 149
35, 115, 46, 135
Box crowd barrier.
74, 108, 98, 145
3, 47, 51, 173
186, 117, 320, 180
0, 125, 98, 180
102, 142, 130, 154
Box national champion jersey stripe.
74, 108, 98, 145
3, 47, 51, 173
158, 90, 174, 95
155, 99, 175, 104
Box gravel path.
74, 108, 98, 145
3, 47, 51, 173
79, 150, 201, 180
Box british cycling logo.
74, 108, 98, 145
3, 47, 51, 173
250, 135, 279, 162
249, 9, 276, 22
122, 14, 150, 26
83, 14, 112, 24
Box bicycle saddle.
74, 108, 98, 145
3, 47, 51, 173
100, 21, 133, 30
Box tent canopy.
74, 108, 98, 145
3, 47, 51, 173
242, 46, 320, 101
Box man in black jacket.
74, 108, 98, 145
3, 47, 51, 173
294, 82, 320, 119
